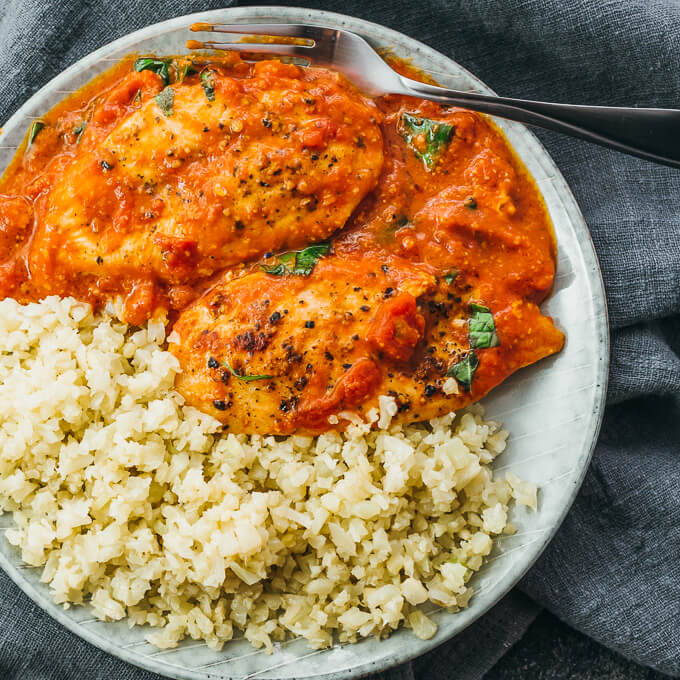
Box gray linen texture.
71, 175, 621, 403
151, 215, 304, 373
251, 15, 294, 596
0, 0, 678, 678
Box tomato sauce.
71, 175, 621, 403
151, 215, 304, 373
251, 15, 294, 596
0, 53, 564, 433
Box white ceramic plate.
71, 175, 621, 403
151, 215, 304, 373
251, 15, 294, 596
0, 6, 609, 680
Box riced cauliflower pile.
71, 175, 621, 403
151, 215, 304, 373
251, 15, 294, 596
0, 297, 536, 651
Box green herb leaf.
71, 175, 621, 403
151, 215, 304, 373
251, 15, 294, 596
259, 252, 295, 276
73, 121, 86, 144
177, 62, 197, 83
469, 302, 499, 349
401, 112, 454, 168
27, 121, 45, 148
464, 196, 477, 209
260, 243, 330, 277
259, 263, 286, 276
134, 57, 171, 86
379, 215, 410, 243
154, 87, 174, 117
443, 269, 458, 285
446, 351, 479, 391
294, 243, 330, 275
224, 361, 272, 382
201, 70, 215, 101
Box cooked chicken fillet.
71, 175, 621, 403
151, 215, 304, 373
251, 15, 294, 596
0, 56, 566, 435
25, 61, 383, 320
171, 251, 564, 434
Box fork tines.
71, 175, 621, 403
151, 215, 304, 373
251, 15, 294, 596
187, 22, 333, 60
189, 22, 328, 44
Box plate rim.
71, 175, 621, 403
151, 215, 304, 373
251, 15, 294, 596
0, 6, 610, 680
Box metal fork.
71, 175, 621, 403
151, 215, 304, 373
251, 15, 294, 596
188, 22, 680, 169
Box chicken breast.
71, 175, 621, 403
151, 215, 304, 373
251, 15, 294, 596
25, 60, 383, 321
170, 250, 564, 435
0, 55, 566, 436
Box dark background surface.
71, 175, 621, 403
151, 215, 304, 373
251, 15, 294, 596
487, 612, 669, 679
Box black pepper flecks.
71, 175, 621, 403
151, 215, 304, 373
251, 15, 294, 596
234, 331, 270, 353
397, 399, 411, 413
207, 357, 219, 369
213, 399, 227, 411
279, 397, 298, 412
305, 320, 315, 328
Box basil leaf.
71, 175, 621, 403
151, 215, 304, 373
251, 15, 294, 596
177, 62, 197, 83
260, 252, 294, 276
443, 269, 458, 285
446, 351, 479, 391
27, 121, 45, 148
380, 215, 410, 243
73, 121, 86, 144
154, 87, 174, 117
259, 262, 287, 276
401, 112, 454, 168
224, 361, 272, 382
201, 70, 215, 102
469, 302, 499, 349
260, 243, 330, 277
293, 243, 330, 275
134, 57, 171, 86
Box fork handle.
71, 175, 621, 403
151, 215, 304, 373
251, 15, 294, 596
399, 76, 680, 169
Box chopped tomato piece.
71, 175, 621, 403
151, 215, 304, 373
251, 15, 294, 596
367, 292, 425, 362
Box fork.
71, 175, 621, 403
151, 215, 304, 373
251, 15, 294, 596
188, 22, 680, 169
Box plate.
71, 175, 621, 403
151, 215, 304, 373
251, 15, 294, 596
0, 6, 609, 680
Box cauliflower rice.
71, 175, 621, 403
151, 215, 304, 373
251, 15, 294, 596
0, 296, 536, 651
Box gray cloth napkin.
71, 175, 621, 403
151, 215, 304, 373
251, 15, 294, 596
0, 0, 678, 678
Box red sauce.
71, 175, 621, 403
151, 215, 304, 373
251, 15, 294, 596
0, 53, 565, 434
